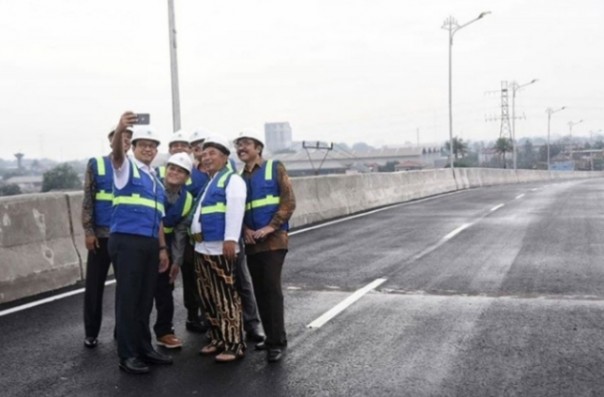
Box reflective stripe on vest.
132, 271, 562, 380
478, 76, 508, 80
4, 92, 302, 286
200, 171, 232, 215
113, 194, 165, 214
158, 165, 166, 179
94, 157, 114, 201
96, 156, 106, 176
244, 160, 279, 211
95, 191, 113, 201
112, 164, 162, 213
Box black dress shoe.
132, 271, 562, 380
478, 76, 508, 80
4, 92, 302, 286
84, 337, 98, 348
142, 350, 173, 365
119, 358, 150, 374
267, 348, 283, 363
186, 320, 209, 334
246, 328, 266, 343
255, 341, 267, 351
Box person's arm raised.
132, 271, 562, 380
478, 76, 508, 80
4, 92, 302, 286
111, 111, 137, 169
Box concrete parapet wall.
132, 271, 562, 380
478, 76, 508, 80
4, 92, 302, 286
0, 193, 82, 303
1, 168, 603, 304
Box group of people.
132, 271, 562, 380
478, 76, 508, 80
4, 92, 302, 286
81, 111, 295, 374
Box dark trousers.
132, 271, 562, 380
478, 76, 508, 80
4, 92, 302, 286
182, 243, 204, 322
247, 249, 288, 347
235, 245, 261, 332
154, 264, 175, 338
109, 233, 159, 359
83, 237, 113, 338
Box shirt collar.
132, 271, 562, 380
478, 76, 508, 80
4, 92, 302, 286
245, 157, 264, 173
132, 156, 155, 175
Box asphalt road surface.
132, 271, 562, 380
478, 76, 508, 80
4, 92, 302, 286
2, 178, 604, 397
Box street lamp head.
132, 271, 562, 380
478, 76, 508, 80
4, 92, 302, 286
478, 11, 492, 18
530, 78, 538, 84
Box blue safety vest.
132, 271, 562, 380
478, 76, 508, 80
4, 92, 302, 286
111, 159, 165, 238
242, 159, 288, 232
90, 156, 114, 228
188, 167, 210, 197
198, 167, 235, 242
163, 189, 193, 235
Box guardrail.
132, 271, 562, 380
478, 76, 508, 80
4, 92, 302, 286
1, 168, 601, 304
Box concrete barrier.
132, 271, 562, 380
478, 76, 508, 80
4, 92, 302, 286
2, 168, 604, 304
0, 193, 82, 303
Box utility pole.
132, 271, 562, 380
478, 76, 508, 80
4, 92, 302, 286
167, 0, 181, 132
568, 119, 584, 170
509, 79, 537, 170
545, 106, 565, 171
441, 11, 491, 170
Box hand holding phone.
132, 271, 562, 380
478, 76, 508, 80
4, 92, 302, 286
133, 113, 150, 125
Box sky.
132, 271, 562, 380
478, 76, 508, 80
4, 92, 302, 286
0, 0, 602, 161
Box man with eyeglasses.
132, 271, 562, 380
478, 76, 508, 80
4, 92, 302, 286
109, 111, 172, 375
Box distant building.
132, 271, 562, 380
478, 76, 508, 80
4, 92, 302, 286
265, 122, 293, 153
4, 175, 43, 193
272, 146, 438, 177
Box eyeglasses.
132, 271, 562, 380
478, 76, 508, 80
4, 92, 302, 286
136, 142, 158, 150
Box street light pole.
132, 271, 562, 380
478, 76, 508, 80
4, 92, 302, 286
568, 119, 584, 169
442, 11, 490, 170
546, 106, 566, 171
167, 0, 182, 132
510, 79, 538, 170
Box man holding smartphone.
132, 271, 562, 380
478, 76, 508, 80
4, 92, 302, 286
109, 111, 172, 375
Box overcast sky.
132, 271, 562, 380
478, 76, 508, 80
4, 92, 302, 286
1, 0, 602, 161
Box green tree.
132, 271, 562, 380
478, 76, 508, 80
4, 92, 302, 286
0, 184, 21, 196
42, 163, 82, 192
494, 137, 513, 168
518, 139, 537, 169
444, 137, 469, 159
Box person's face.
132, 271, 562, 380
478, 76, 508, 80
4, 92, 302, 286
165, 163, 189, 186
202, 147, 227, 175
236, 138, 262, 162
169, 141, 190, 155
132, 139, 158, 165
192, 141, 204, 163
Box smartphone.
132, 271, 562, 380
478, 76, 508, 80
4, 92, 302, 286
133, 113, 150, 125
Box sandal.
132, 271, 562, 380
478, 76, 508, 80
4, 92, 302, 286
215, 349, 245, 363
199, 341, 224, 355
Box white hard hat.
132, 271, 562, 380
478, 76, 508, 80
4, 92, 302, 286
108, 125, 133, 139
166, 152, 193, 174
189, 129, 212, 145
131, 127, 161, 146
203, 134, 231, 155
168, 130, 189, 146
234, 129, 264, 147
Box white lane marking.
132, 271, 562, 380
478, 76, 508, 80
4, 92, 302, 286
515, 194, 525, 200
0, 280, 116, 317
490, 203, 504, 212
307, 278, 387, 329
530, 188, 539, 192
289, 191, 462, 236
443, 223, 472, 241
